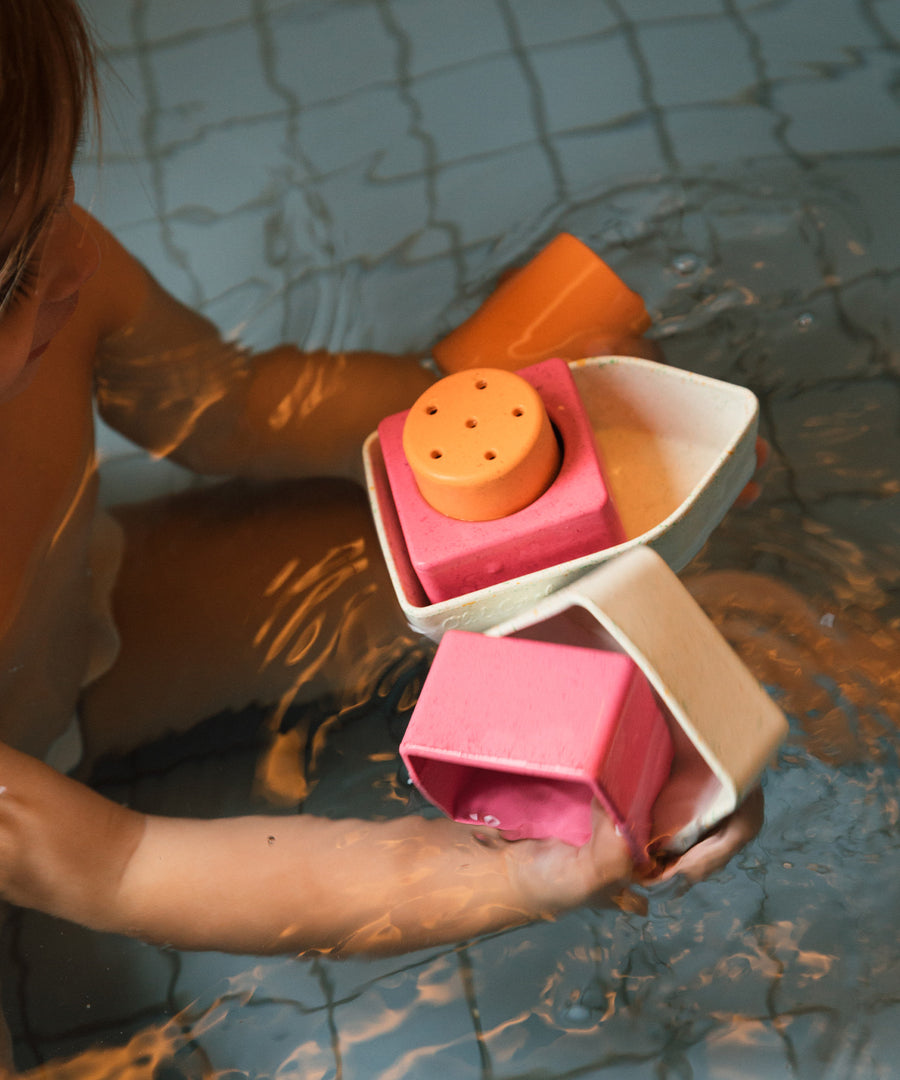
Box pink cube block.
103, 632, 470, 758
377, 357, 625, 603
400, 630, 673, 859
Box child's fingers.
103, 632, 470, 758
478, 801, 633, 914
734, 480, 762, 508
734, 437, 771, 507
650, 787, 764, 885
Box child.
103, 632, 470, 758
0, 0, 761, 1042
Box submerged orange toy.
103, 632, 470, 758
433, 231, 651, 374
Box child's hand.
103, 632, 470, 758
489, 801, 634, 916
647, 786, 765, 886
733, 437, 770, 508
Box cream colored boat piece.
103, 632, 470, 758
363, 354, 759, 640
486, 545, 788, 852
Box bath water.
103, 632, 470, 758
6, 1, 900, 1077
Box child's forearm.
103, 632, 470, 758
112, 814, 534, 956
112, 801, 631, 956
0, 742, 630, 956
0, 742, 512, 953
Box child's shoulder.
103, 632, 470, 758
72, 207, 152, 343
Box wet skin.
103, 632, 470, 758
0, 168, 763, 970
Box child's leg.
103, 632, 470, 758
78, 478, 418, 765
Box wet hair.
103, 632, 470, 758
0, 0, 98, 297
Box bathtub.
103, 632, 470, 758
7, 1, 899, 1076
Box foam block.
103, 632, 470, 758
400, 630, 673, 858
378, 357, 625, 602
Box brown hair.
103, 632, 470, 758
0, 0, 98, 296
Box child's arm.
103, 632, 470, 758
116, 802, 631, 955
0, 742, 631, 956
77, 208, 434, 482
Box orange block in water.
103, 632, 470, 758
433, 232, 651, 374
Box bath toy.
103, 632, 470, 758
364, 354, 759, 640
432, 232, 651, 373
377, 357, 625, 603
399, 629, 673, 860
486, 545, 789, 853
400, 366, 559, 521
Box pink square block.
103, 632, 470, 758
400, 631, 673, 859
377, 357, 625, 603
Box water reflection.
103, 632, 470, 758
687, 514, 900, 768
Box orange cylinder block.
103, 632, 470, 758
433, 231, 651, 374
402, 368, 560, 521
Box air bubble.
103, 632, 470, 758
672, 252, 700, 275
795, 312, 814, 331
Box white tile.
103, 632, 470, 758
666, 104, 784, 171
296, 89, 424, 178
142, 0, 252, 42
529, 32, 645, 133
432, 144, 557, 247
160, 119, 289, 218
413, 56, 537, 163
329, 951, 485, 1079
636, 16, 758, 109
267, 2, 398, 106
508, 0, 619, 48
149, 24, 283, 151
79, 0, 137, 50
775, 51, 900, 155
743, 0, 881, 82
619, 0, 725, 18
391, 0, 510, 77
